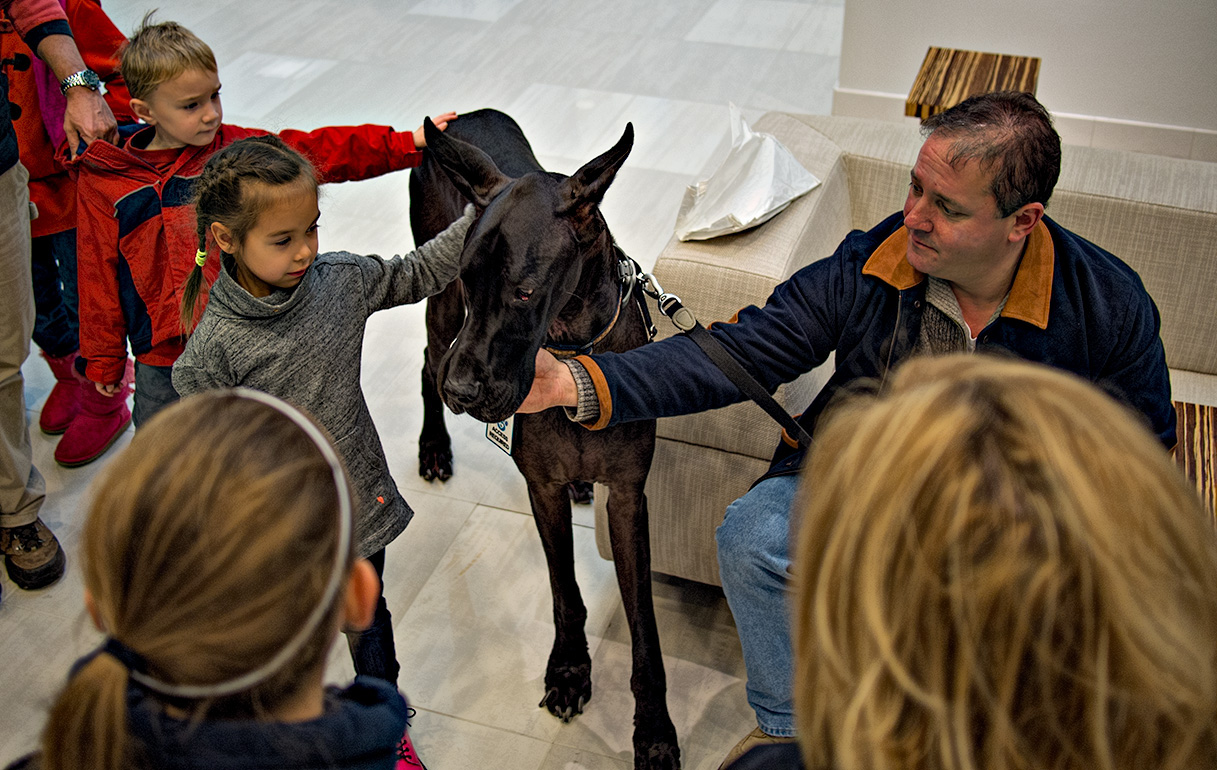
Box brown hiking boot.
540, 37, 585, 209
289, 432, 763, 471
718, 726, 796, 770
1, 518, 66, 589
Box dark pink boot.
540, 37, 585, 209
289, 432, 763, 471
38, 350, 82, 435
54, 359, 133, 468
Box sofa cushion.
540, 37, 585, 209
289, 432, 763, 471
648, 113, 851, 460
594, 438, 771, 585
1050, 146, 1217, 375
788, 114, 922, 229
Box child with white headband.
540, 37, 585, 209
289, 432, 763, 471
12, 390, 425, 770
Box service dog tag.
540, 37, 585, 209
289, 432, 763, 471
486, 416, 514, 456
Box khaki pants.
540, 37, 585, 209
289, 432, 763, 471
0, 161, 44, 528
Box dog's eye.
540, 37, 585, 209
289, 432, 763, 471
515, 288, 533, 302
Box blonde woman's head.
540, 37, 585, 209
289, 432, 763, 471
794, 354, 1217, 770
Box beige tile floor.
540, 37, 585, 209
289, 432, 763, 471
1, 1, 840, 766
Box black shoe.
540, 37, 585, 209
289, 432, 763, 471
1, 519, 67, 589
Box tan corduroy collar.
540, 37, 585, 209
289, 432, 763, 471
861, 220, 1054, 329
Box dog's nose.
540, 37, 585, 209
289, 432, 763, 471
444, 376, 482, 409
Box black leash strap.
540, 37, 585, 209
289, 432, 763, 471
640, 273, 814, 448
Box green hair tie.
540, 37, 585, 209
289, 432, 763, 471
195, 249, 207, 267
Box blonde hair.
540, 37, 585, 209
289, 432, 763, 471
120, 13, 217, 101
40, 391, 355, 770
794, 354, 1217, 770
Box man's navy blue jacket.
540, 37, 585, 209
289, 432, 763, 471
574, 212, 1175, 482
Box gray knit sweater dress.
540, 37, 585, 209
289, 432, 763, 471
172, 209, 473, 558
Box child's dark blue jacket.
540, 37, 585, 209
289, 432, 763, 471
6, 676, 410, 770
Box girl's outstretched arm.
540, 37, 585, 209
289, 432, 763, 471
356, 205, 476, 314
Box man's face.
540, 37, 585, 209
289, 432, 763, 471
902, 134, 1020, 285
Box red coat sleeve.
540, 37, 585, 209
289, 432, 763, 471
6, 0, 68, 40
276, 124, 423, 184
67, 0, 133, 121
76, 165, 131, 384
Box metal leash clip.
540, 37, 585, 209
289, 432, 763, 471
637, 271, 696, 332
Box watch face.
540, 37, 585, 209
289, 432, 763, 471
63, 70, 100, 91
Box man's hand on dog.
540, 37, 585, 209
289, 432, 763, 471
518, 349, 577, 413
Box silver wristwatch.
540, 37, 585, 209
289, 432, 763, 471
59, 69, 100, 94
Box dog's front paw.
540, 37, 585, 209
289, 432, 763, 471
539, 661, 591, 723
634, 722, 680, 769
418, 442, 453, 481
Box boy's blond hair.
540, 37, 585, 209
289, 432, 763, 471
120, 13, 217, 101
794, 354, 1217, 770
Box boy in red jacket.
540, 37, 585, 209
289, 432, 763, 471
74, 15, 454, 440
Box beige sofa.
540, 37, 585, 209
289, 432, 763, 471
594, 112, 1217, 587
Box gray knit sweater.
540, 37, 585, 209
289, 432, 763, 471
172, 209, 473, 558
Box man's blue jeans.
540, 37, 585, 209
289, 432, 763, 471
716, 473, 799, 737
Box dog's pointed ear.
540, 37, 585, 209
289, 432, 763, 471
425, 116, 510, 208
556, 123, 632, 222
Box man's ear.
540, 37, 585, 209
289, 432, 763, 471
128, 98, 156, 126
1008, 202, 1044, 242
209, 221, 236, 254
84, 589, 104, 632
341, 559, 380, 633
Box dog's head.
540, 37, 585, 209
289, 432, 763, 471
426, 118, 633, 423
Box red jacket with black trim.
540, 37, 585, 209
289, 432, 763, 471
2, 0, 133, 237
75, 121, 423, 385
0, 0, 71, 177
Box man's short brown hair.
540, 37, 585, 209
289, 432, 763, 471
922, 91, 1061, 218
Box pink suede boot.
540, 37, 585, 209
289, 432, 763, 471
54, 359, 134, 468
38, 349, 82, 435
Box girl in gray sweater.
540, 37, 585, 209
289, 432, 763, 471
172, 135, 473, 691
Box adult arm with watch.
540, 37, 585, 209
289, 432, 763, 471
6, 0, 117, 157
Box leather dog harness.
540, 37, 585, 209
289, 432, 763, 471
544, 246, 655, 359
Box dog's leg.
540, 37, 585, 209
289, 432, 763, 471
419, 285, 463, 481
607, 483, 681, 770
419, 343, 450, 481
527, 479, 593, 722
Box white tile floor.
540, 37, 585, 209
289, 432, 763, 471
1, 1, 840, 766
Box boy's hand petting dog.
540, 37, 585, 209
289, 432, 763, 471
413, 112, 458, 149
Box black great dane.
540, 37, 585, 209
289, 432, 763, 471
409, 109, 679, 769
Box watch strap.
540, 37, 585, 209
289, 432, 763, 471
59, 69, 100, 94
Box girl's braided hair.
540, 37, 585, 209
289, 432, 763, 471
180, 135, 318, 331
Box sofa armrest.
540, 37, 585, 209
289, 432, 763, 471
647, 113, 853, 460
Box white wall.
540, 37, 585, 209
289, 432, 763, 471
832, 0, 1217, 161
